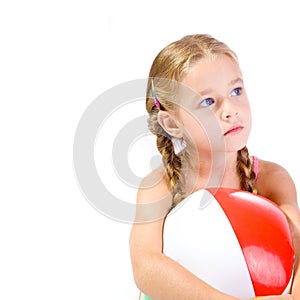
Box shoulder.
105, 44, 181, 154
130, 167, 172, 255
137, 166, 170, 203
135, 166, 173, 222
256, 159, 297, 207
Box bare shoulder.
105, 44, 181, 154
134, 166, 173, 222
256, 159, 297, 207
130, 166, 172, 255
137, 166, 171, 202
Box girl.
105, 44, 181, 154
130, 34, 300, 299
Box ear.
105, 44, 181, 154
157, 111, 183, 138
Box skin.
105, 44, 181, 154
130, 55, 300, 300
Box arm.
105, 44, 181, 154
129, 171, 239, 300
257, 161, 300, 299
280, 201, 300, 299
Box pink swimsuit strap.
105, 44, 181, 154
253, 156, 259, 180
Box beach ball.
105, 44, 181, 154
163, 188, 294, 299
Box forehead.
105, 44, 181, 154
181, 55, 242, 93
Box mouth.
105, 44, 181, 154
224, 125, 244, 136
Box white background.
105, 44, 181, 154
1, 0, 299, 299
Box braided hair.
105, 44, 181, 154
146, 34, 257, 207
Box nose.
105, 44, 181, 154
220, 98, 238, 121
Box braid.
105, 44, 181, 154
236, 146, 258, 194
145, 35, 244, 205
156, 133, 186, 207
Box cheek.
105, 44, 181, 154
244, 103, 252, 129
181, 118, 204, 143
182, 116, 224, 150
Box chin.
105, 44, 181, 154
225, 142, 247, 153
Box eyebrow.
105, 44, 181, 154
198, 77, 244, 96
229, 77, 244, 87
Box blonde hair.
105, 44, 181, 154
146, 34, 257, 207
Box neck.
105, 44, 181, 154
183, 150, 240, 193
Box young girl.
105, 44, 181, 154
130, 34, 300, 299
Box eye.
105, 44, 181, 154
200, 98, 215, 107
231, 87, 242, 96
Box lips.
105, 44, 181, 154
224, 125, 244, 136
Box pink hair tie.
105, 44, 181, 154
151, 80, 161, 109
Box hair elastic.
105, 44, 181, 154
151, 79, 161, 109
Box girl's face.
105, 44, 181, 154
177, 54, 252, 153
